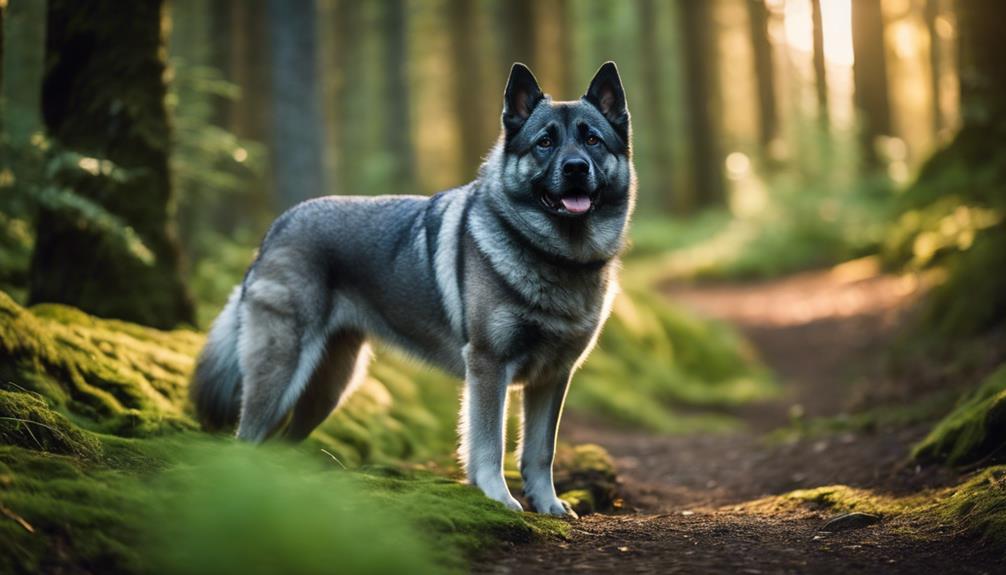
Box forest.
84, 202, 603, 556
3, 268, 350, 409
0, 0, 1004, 573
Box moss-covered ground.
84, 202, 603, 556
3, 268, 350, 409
0, 277, 770, 573
739, 464, 1006, 546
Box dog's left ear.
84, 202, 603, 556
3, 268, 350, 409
584, 62, 629, 142
502, 63, 544, 136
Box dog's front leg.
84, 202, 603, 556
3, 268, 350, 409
460, 345, 522, 512
520, 370, 578, 518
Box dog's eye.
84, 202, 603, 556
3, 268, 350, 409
586, 134, 600, 146
537, 136, 552, 149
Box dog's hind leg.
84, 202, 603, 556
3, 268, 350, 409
283, 331, 370, 442
235, 274, 326, 443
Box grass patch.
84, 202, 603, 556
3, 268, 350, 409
913, 364, 1006, 466
0, 438, 561, 575
569, 288, 776, 432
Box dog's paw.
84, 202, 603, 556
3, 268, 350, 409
493, 493, 524, 513
531, 496, 579, 519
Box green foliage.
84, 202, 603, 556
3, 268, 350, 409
920, 227, 1006, 337
770, 390, 959, 443
0, 131, 157, 298
634, 175, 893, 282
568, 288, 776, 432
886, 128, 1006, 337
913, 365, 1006, 466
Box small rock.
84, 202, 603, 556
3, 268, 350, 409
820, 512, 881, 532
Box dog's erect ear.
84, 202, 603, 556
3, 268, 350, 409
502, 63, 544, 136
584, 61, 629, 142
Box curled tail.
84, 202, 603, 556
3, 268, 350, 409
190, 286, 244, 431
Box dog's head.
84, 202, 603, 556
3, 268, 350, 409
489, 62, 635, 261
500, 62, 633, 219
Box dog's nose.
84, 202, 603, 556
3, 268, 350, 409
562, 158, 589, 177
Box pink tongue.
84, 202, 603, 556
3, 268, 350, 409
560, 195, 591, 214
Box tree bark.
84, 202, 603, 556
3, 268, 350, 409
748, 0, 778, 148
955, 0, 1006, 129
851, 0, 891, 167
810, 0, 828, 125
449, 0, 488, 178
267, 0, 327, 207
678, 0, 726, 210
30, 0, 194, 328
381, 0, 414, 190
499, 0, 536, 70
639, 0, 676, 212
0, 0, 5, 95
924, 0, 942, 135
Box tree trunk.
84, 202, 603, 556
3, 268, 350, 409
449, 0, 488, 178
30, 0, 194, 328
381, 0, 414, 190
0, 0, 5, 95
638, 0, 675, 211
499, 0, 536, 70
925, 0, 942, 135
267, 0, 327, 207
678, 0, 726, 210
851, 0, 891, 167
956, 0, 1006, 129
2, 0, 47, 140
810, 0, 828, 125
747, 0, 778, 148
333, 0, 362, 194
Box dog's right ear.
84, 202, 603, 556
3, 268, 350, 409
502, 63, 544, 136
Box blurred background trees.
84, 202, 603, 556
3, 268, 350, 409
0, 0, 1000, 335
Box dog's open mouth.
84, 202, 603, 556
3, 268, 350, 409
540, 190, 596, 217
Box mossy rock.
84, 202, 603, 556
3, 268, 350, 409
913, 365, 1006, 465
0, 291, 200, 435
554, 443, 619, 514
0, 390, 101, 458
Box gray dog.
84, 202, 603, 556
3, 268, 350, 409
190, 62, 635, 517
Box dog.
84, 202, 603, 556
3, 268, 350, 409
190, 62, 635, 517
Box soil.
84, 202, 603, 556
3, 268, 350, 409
474, 268, 1006, 574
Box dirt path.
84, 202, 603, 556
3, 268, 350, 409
475, 266, 1004, 574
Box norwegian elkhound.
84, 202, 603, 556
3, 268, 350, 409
190, 62, 635, 517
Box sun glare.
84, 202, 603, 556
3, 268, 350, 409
784, 0, 854, 66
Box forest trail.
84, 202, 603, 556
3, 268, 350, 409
476, 265, 1003, 574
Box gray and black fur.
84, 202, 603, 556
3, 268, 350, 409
190, 62, 636, 517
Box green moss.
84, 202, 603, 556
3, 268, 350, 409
0, 294, 600, 573
770, 390, 960, 443
553, 443, 619, 513
760, 466, 1006, 546
913, 365, 1006, 465
568, 288, 776, 432
938, 466, 1006, 544
0, 291, 199, 434
0, 390, 101, 458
